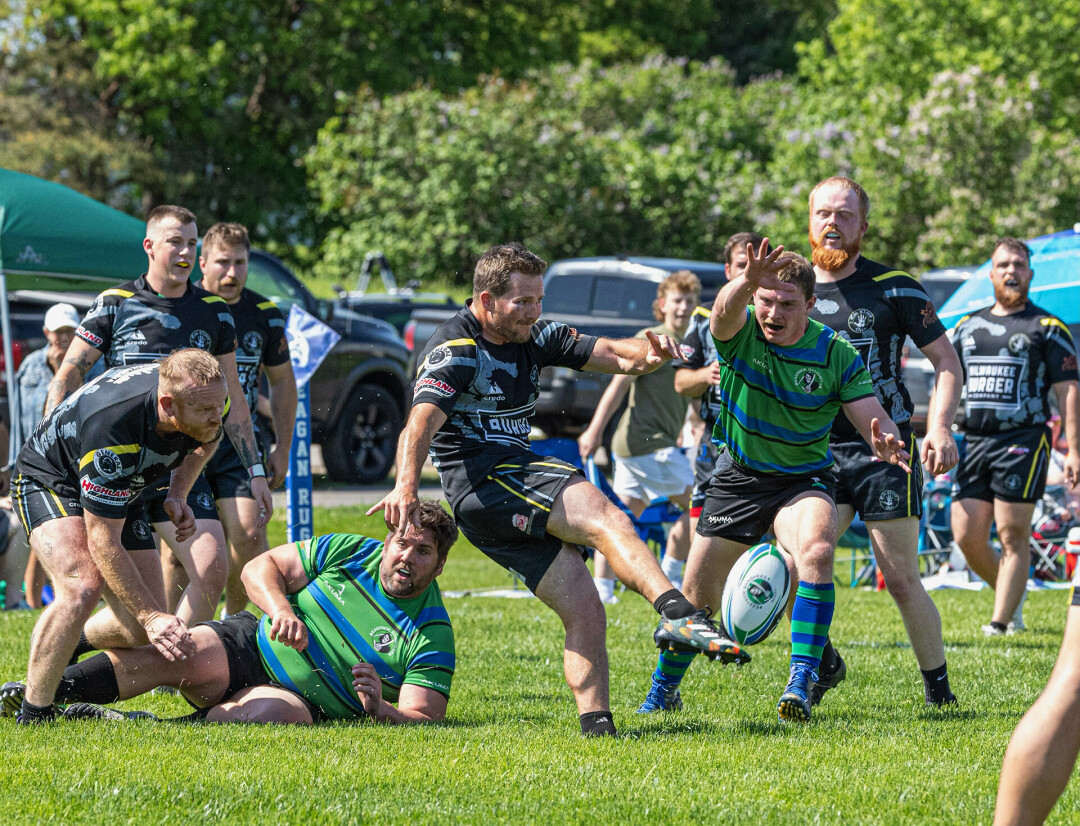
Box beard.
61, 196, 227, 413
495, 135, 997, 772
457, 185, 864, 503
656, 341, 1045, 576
993, 280, 1029, 310
809, 227, 862, 272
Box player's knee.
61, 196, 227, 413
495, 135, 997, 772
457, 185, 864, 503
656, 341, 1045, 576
53, 571, 104, 616
798, 539, 834, 572
996, 522, 1031, 552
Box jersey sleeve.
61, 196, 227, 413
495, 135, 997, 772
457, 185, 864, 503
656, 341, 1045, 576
202, 295, 237, 356
676, 311, 710, 370
412, 339, 475, 414
404, 606, 455, 698
884, 272, 947, 349
1042, 316, 1080, 385
75, 290, 120, 354
297, 533, 383, 581
534, 320, 597, 370
75, 414, 143, 519
835, 338, 877, 404
712, 307, 755, 361
258, 299, 291, 368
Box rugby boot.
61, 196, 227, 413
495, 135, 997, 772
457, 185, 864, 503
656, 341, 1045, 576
63, 703, 158, 722
635, 678, 683, 714
0, 681, 26, 718
653, 609, 751, 665
777, 663, 815, 723
809, 649, 847, 707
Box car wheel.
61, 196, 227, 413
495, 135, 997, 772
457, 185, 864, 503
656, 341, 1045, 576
324, 383, 402, 484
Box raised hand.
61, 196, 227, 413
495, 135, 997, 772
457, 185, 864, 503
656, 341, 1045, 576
742, 238, 795, 294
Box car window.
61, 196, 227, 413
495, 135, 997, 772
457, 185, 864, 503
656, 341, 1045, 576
591, 276, 657, 319
542, 275, 594, 314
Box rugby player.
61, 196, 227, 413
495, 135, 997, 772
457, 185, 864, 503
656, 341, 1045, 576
370, 242, 747, 738
157, 222, 296, 618
5, 350, 227, 724
637, 242, 910, 722
806, 176, 961, 707
2, 503, 458, 726
950, 238, 1079, 635
46, 205, 273, 648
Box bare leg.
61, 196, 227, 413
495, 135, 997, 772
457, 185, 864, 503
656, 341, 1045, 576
207, 685, 315, 724
681, 531, 747, 614
533, 545, 609, 714
994, 604, 1080, 825
160, 542, 189, 613
84, 548, 167, 648
592, 494, 647, 582
1, 515, 30, 608
952, 498, 998, 586
23, 518, 104, 707
217, 497, 268, 615
23, 546, 46, 609
771, 493, 838, 585
106, 625, 232, 706
992, 500, 1036, 626
154, 518, 228, 624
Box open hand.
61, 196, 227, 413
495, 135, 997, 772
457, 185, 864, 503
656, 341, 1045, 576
870, 417, 911, 473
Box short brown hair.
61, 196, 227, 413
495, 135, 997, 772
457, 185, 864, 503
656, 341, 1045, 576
202, 222, 250, 255
473, 243, 547, 299
147, 205, 197, 230
413, 500, 458, 563
775, 252, 816, 301
723, 232, 767, 266
809, 177, 870, 224
158, 348, 224, 398
992, 237, 1032, 266
653, 270, 701, 322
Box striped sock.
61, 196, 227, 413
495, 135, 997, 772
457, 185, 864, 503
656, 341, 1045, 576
652, 647, 697, 688
790, 581, 835, 674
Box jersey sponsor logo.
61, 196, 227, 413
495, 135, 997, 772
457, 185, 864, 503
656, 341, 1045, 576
485, 415, 530, 436
326, 580, 346, 605
196, 492, 213, 512
243, 331, 263, 354
878, 489, 900, 511
1007, 445, 1030, 456
707, 514, 733, 524
107, 363, 157, 384
1066, 354, 1078, 371
679, 344, 694, 360
132, 519, 151, 541
369, 625, 397, 655
965, 357, 1024, 409
78, 328, 104, 347
512, 513, 529, 532
190, 329, 212, 349
93, 449, 123, 480
795, 368, 822, 393
128, 330, 148, 344
414, 377, 455, 398
848, 309, 875, 334
80, 477, 133, 500
424, 346, 452, 368
1008, 333, 1031, 354
921, 301, 939, 328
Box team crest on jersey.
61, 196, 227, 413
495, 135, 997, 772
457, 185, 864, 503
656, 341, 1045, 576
93, 449, 123, 480
197, 492, 214, 512
794, 368, 822, 393
878, 490, 900, 511
190, 329, 212, 350
848, 309, 875, 334
921, 301, 939, 328
132, 520, 151, 541
513, 513, 530, 532
424, 346, 451, 369
1008, 333, 1031, 354
243, 331, 263, 354
1005, 474, 1022, 491
370, 625, 397, 655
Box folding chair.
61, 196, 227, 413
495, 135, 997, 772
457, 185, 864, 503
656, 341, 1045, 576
1029, 486, 1077, 581
917, 475, 956, 577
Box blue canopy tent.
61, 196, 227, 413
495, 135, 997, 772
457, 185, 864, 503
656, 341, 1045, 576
938, 228, 1080, 328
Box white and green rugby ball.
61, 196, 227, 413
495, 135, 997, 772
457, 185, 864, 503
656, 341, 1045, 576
721, 543, 791, 646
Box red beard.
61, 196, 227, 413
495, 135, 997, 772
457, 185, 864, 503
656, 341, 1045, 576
809, 227, 862, 272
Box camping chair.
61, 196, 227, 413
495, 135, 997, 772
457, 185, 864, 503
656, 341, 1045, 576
1029, 486, 1077, 581
917, 475, 956, 577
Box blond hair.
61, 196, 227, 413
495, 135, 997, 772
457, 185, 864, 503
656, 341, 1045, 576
653, 270, 701, 322
159, 348, 224, 398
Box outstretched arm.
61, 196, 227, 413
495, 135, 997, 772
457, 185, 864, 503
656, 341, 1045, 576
710, 238, 792, 343
585, 329, 683, 375
367, 403, 448, 529
842, 396, 911, 473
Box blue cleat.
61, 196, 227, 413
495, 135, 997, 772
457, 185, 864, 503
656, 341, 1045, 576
636, 679, 683, 714
777, 664, 815, 723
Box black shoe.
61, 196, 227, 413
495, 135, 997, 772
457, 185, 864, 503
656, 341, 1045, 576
63, 702, 158, 722
1, 681, 26, 718
809, 651, 846, 707
653, 609, 751, 665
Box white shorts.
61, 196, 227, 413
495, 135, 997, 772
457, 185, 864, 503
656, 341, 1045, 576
612, 446, 693, 503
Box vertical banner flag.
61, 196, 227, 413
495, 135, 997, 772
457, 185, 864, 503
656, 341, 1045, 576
285, 305, 341, 542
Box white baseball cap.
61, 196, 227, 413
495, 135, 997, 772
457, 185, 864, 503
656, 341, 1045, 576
43, 303, 82, 332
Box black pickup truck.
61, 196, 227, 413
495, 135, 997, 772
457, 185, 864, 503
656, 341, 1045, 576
405, 255, 728, 438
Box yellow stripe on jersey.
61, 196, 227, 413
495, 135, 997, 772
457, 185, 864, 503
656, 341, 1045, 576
1022, 433, 1051, 499
224, 394, 232, 418
79, 444, 141, 470
871, 270, 909, 282
692, 306, 710, 319
202, 295, 227, 305
439, 338, 475, 348
257, 300, 278, 310
100, 289, 134, 298
50, 490, 70, 517
1041, 317, 1073, 337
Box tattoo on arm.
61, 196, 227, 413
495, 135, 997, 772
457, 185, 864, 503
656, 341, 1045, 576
224, 422, 259, 468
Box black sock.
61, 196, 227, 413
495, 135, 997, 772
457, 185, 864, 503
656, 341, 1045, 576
56, 653, 119, 705
921, 663, 956, 706
989, 621, 1007, 633
579, 710, 617, 737
17, 699, 57, 724
653, 590, 696, 620
164, 709, 211, 724
68, 633, 97, 666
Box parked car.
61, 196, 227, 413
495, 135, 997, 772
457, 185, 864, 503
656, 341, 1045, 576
5, 250, 412, 484
406, 255, 729, 439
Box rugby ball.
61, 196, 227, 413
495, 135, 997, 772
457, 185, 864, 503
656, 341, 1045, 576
721, 543, 791, 646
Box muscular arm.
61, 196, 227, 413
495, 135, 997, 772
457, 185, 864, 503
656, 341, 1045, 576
241, 541, 312, 650
44, 339, 101, 414
367, 403, 448, 528
264, 360, 299, 489
350, 666, 448, 724
919, 333, 963, 475
709, 276, 756, 343
585, 331, 681, 375
217, 351, 273, 521
578, 373, 633, 458
1053, 379, 1080, 489
842, 396, 911, 472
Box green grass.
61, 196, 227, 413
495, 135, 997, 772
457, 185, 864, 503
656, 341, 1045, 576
1, 506, 1076, 824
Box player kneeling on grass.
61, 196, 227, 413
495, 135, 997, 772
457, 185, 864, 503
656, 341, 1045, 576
1, 502, 458, 726
636, 243, 911, 723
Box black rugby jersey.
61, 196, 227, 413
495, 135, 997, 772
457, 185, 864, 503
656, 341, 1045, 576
76, 275, 237, 368
675, 307, 721, 429
14, 364, 205, 519
197, 285, 289, 418
951, 303, 1078, 435
412, 304, 597, 508
811, 256, 946, 441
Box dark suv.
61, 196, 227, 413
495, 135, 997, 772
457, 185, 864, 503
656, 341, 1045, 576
6, 251, 411, 484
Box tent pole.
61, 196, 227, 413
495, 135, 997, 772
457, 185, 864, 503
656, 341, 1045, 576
0, 273, 19, 470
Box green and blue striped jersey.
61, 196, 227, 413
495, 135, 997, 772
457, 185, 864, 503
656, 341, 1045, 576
257, 533, 455, 720
711, 306, 875, 474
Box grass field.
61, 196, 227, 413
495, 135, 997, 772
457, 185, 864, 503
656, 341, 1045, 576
1, 505, 1076, 824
